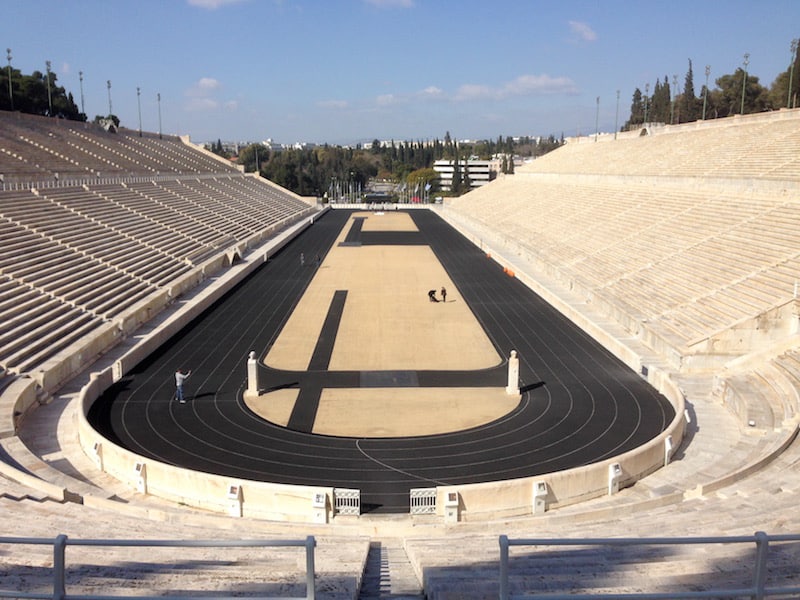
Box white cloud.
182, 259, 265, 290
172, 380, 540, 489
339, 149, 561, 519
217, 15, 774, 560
186, 97, 219, 111
453, 83, 493, 102
184, 77, 237, 112
453, 74, 577, 102
418, 86, 444, 98
187, 0, 247, 9
376, 94, 405, 106
502, 74, 578, 96
186, 77, 222, 97
568, 20, 597, 42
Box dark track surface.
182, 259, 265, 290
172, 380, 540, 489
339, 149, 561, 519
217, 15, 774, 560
89, 209, 675, 513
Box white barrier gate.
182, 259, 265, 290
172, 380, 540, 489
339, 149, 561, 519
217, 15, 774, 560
333, 488, 360, 515
410, 488, 437, 515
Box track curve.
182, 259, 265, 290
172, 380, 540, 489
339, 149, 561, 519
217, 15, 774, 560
89, 209, 674, 512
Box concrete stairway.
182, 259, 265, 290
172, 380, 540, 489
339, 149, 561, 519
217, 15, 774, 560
358, 541, 424, 600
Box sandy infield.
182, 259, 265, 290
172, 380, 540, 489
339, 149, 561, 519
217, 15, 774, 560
247, 211, 519, 437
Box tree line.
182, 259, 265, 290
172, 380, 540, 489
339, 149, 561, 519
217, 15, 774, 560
5, 44, 798, 198
0, 65, 84, 120
625, 40, 799, 128
219, 134, 564, 198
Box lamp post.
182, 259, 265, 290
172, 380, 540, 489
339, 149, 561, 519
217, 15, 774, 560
643, 83, 649, 125
702, 65, 710, 120
614, 89, 620, 140
594, 96, 599, 142
45, 60, 52, 116
107, 79, 112, 116
669, 75, 675, 124
740, 53, 749, 115
672, 74, 678, 124
157, 92, 162, 139
79, 71, 85, 116
6, 48, 12, 111
137, 87, 142, 136
789, 39, 798, 109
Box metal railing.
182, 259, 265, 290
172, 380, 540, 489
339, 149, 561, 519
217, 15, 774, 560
0, 534, 317, 600
499, 532, 800, 599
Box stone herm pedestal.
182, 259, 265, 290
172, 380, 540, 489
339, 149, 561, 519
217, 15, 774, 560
247, 351, 260, 395
506, 350, 520, 395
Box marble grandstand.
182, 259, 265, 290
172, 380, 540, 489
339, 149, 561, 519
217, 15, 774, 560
1, 108, 800, 597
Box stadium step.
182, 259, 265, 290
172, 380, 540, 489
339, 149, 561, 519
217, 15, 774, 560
358, 541, 424, 600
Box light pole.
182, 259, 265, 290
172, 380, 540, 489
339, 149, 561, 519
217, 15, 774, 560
702, 65, 710, 120
740, 53, 749, 115
45, 60, 52, 116
79, 71, 85, 116
136, 87, 142, 136
594, 96, 600, 141
157, 92, 162, 139
789, 39, 798, 109
6, 48, 12, 111
673, 74, 679, 124
614, 89, 620, 140
107, 79, 112, 116
643, 83, 649, 125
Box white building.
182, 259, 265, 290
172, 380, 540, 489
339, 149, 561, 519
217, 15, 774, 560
433, 159, 501, 192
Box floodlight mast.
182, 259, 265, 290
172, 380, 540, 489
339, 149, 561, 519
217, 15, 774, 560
740, 53, 750, 115
137, 87, 142, 137
6, 48, 12, 111
789, 39, 799, 109
45, 60, 52, 116
107, 79, 112, 116
79, 71, 85, 116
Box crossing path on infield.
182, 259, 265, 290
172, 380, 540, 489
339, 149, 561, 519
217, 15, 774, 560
89, 208, 675, 513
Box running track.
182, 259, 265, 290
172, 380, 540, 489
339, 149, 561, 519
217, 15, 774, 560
89, 209, 674, 513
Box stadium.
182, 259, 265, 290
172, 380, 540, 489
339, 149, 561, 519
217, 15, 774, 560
1, 107, 800, 598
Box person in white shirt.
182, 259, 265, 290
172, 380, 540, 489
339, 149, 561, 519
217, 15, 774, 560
175, 369, 192, 403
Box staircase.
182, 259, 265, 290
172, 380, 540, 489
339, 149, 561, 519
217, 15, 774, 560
359, 541, 425, 599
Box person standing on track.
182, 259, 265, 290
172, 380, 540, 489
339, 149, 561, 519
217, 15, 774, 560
441, 286, 447, 302
175, 369, 192, 403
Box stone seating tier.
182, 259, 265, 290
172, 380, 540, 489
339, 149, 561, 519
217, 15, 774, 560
521, 111, 800, 182
0, 111, 242, 183
450, 170, 800, 347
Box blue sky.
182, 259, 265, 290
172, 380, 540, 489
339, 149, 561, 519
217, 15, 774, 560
4, 0, 799, 144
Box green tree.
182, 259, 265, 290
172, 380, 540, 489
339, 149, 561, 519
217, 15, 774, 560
650, 76, 671, 123
626, 88, 645, 128
0, 67, 82, 119
239, 143, 270, 173
714, 69, 769, 116
450, 156, 463, 195
406, 167, 438, 199
768, 39, 800, 109
681, 59, 698, 123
